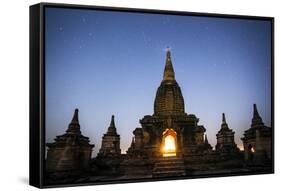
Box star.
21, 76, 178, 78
58, 26, 63, 32
82, 16, 87, 24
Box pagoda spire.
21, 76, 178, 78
251, 104, 264, 127
72, 108, 79, 123
66, 108, 81, 134
222, 113, 226, 123
163, 47, 175, 81
110, 115, 115, 127
253, 104, 261, 119
221, 113, 229, 130
107, 115, 117, 134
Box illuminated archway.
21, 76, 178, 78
162, 128, 177, 157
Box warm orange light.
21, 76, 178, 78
163, 135, 175, 151
251, 147, 255, 153
238, 145, 244, 151
162, 135, 176, 157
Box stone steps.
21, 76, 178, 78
152, 156, 186, 178
154, 165, 185, 170
155, 160, 184, 165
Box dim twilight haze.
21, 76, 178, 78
44, 7, 272, 184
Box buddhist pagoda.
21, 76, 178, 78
241, 104, 272, 162
46, 109, 94, 172
216, 113, 239, 153
97, 115, 121, 158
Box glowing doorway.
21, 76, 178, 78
162, 129, 177, 157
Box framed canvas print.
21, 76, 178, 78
29, 2, 274, 188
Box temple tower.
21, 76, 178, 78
241, 104, 272, 162
154, 48, 185, 116
97, 115, 121, 158
139, 48, 206, 159
215, 113, 239, 153
200, 134, 213, 153
46, 109, 94, 172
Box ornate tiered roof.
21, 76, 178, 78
154, 48, 185, 116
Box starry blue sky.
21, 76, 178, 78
45, 7, 272, 156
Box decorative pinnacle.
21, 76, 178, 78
110, 115, 115, 128
222, 113, 226, 123
253, 104, 261, 118
166, 47, 171, 58
221, 113, 229, 130
107, 115, 117, 134
66, 108, 81, 134
251, 104, 264, 127
71, 108, 79, 124
163, 47, 175, 81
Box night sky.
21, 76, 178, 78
45, 7, 272, 156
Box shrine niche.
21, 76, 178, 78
162, 128, 177, 157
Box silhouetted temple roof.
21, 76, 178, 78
154, 48, 185, 115
66, 108, 81, 135
106, 115, 118, 135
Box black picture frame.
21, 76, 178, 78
30, 2, 274, 188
